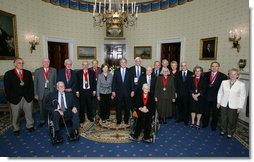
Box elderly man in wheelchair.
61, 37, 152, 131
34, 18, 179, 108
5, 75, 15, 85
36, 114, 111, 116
47, 81, 80, 144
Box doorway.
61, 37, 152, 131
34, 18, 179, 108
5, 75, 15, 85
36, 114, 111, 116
48, 41, 69, 71
161, 43, 181, 69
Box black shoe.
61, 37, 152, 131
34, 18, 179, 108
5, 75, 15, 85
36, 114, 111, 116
129, 135, 138, 141
124, 121, 129, 124
163, 121, 167, 124
189, 124, 194, 128
142, 137, 152, 143
211, 128, 216, 131
202, 125, 207, 128
196, 125, 200, 130
27, 127, 35, 132
38, 122, 46, 128
117, 121, 121, 125
89, 119, 94, 122
13, 130, 20, 136
219, 132, 225, 136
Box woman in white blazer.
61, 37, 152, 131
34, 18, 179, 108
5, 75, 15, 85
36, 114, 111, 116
217, 68, 246, 139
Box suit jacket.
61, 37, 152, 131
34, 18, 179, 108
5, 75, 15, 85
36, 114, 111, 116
217, 80, 246, 109
47, 91, 77, 113
88, 67, 102, 79
129, 66, 146, 92
134, 92, 155, 117
175, 70, 194, 98
204, 71, 227, 102
4, 69, 34, 104
34, 67, 57, 100
152, 68, 161, 77
96, 73, 113, 96
189, 76, 207, 100
57, 68, 77, 92
76, 69, 96, 93
137, 74, 157, 97
112, 67, 134, 98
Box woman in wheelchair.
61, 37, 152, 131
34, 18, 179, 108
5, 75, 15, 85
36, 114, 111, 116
129, 84, 155, 143
48, 81, 80, 143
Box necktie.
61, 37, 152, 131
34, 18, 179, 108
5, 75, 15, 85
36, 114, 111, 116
183, 71, 186, 82
19, 70, 22, 78
212, 72, 215, 78
121, 68, 125, 82
155, 70, 158, 76
84, 72, 88, 88
148, 76, 151, 90
137, 67, 140, 78
60, 93, 65, 112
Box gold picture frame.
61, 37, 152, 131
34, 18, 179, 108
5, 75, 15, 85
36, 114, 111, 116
77, 46, 96, 59
134, 46, 152, 59
0, 10, 18, 60
199, 37, 218, 60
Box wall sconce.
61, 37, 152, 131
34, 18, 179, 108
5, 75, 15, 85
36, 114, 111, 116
228, 29, 242, 53
26, 35, 39, 53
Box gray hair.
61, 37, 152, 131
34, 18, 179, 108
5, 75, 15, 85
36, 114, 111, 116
142, 83, 150, 91
193, 65, 203, 73
228, 68, 239, 76
64, 59, 72, 64
160, 67, 170, 74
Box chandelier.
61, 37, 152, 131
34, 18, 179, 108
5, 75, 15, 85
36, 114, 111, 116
93, 0, 138, 29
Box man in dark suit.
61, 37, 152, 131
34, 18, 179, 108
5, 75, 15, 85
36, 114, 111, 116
57, 59, 77, 94
48, 81, 79, 140
112, 58, 134, 125
175, 61, 194, 125
34, 58, 57, 128
203, 43, 214, 58
203, 61, 227, 130
76, 61, 96, 123
138, 66, 157, 100
88, 60, 102, 118
129, 57, 146, 109
4, 57, 35, 136
152, 61, 161, 77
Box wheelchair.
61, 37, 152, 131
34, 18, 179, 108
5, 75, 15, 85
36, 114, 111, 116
48, 112, 80, 145
130, 108, 160, 143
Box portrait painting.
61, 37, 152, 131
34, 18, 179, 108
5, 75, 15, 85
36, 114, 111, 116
77, 46, 96, 59
134, 46, 152, 59
199, 37, 218, 60
0, 10, 18, 60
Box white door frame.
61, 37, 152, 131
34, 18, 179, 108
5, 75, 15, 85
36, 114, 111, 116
156, 36, 185, 63
43, 36, 74, 61
101, 40, 128, 64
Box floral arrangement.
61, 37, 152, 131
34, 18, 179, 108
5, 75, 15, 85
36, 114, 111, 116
109, 65, 118, 75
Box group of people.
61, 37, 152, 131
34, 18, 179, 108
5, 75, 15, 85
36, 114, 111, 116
3, 56, 246, 142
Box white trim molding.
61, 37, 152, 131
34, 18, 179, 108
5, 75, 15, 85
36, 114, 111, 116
43, 36, 74, 61
156, 36, 185, 63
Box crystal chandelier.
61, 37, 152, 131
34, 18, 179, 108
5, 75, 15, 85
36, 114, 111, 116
93, 0, 138, 28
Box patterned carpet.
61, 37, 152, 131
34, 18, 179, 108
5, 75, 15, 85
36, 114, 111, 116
0, 112, 249, 157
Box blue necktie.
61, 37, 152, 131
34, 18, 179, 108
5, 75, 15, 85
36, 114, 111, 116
121, 68, 125, 82
137, 67, 140, 78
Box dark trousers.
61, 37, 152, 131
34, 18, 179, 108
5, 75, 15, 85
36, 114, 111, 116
177, 96, 190, 124
220, 106, 238, 135
38, 89, 50, 123
99, 93, 111, 120
80, 89, 93, 122
202, 101, 220, 129
133, 113, 152, 139
52, 110, 80, 132
116, 96, 131, 123
172, 102, 177, 120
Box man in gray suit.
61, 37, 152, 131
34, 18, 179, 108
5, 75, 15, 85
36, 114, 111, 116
34, 58, 57, 127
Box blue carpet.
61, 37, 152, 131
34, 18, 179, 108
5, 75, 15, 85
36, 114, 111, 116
0, 113, 249, 157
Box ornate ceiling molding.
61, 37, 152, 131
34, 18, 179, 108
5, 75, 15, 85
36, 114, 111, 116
42, 0, 193, 13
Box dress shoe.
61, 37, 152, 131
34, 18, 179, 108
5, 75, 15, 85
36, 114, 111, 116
142, 137, 152, 143
220, 132, 225, 136
163, 121, 167, 124
128, 135, 138, 141
27, 127, 35, 132
124, 121, 129, 125
189, 124, 194, 128
202, 125, 207, 128
117, 121, 121, 125
13, 130, 20, 136
38, 122, 46, 128
211, 128, 216, 131
196, 125, 200, 130
89, 119, 94, 122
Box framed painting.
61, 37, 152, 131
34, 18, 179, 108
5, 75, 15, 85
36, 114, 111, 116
0, 10, 18, 60
199, 37, 218, 60
77, 46, 96, 59
134, 46, 152, 59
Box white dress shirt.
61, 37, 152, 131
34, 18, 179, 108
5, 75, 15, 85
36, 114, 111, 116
58, 91, 67, 109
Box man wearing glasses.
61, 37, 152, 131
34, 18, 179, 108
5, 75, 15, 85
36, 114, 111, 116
4, 57, 35, 136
